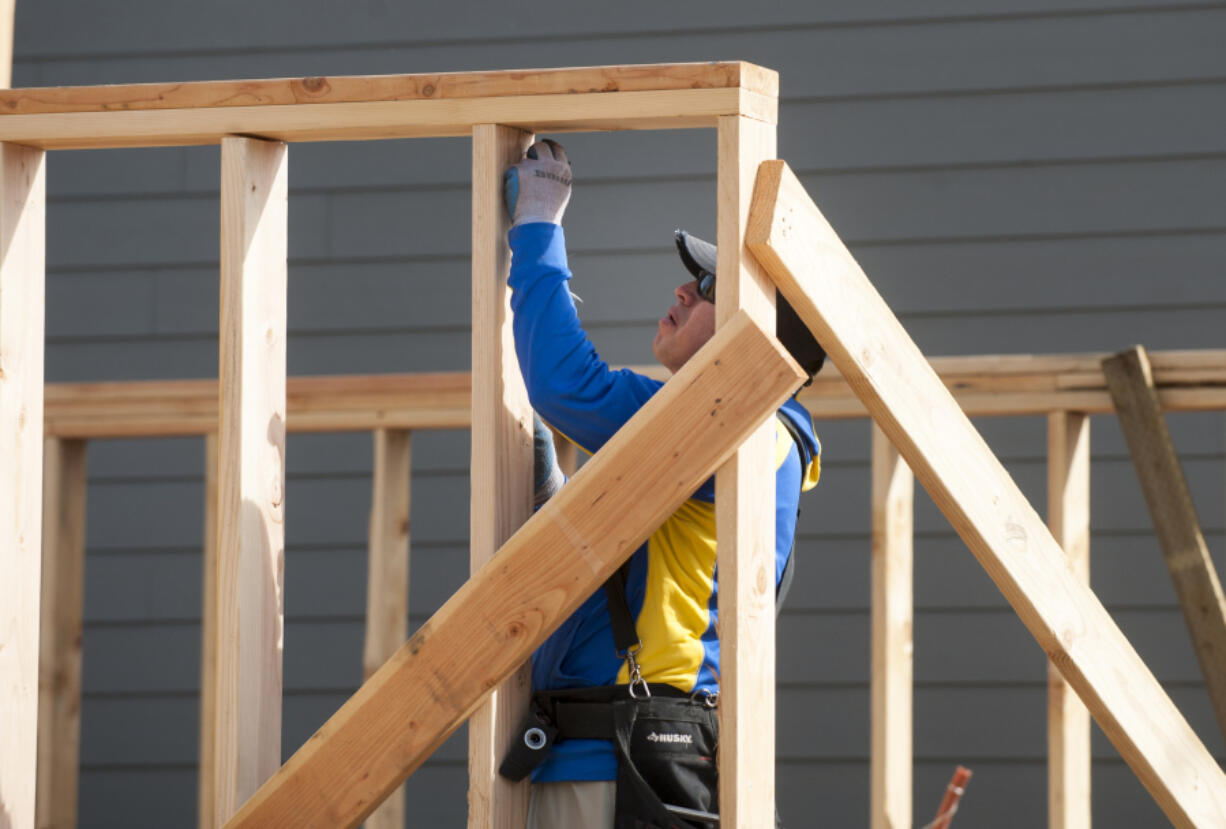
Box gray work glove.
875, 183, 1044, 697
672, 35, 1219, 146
504, 139, 572, 227
533, 413, 564, 508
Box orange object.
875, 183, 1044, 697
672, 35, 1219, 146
929, 766, 973, 829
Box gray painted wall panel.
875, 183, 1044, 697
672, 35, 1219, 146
21, 9, 1226, 100
78, 768, 197, 829
48, 233, 1226, 345
22, 1, 1226, 826
19, 2, 1218, 57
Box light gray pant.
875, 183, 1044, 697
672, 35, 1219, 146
526, 781, 616, 829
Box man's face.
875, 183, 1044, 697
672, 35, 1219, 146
652, 281, 716, 373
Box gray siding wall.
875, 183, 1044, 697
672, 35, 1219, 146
16, 1, 1225, 826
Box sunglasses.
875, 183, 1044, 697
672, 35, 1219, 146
695, 271, 716, 303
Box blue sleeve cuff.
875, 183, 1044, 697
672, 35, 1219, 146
508, 223, 569, 283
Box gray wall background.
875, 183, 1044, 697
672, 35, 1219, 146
16, 0, 1225, 826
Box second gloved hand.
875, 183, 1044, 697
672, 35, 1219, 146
533, 412, 564, 509
504, 139, 572, 227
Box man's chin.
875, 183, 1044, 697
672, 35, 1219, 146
650, 341, 669, 370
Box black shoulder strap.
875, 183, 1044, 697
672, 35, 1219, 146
603, 560, 640, 655
776, 410, 809, 467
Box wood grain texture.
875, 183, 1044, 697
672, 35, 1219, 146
1046, 412, 1091, 829
363, 429, 411, 829
36, 438, 87, 829
746, 159, 1226, 829
0, 142, 45, 829
0, 63, 774, 114
0, 71, 773, 148
39, 351, 1226, 438
222, 311, 805, 829
870, 426, 913, 829
213, 136, 288, 825
44, 372, 472, 438
200, 433, 219, 829
715, 113, 778, 828
363, 431, 412, 677
468, 123, 534, 829
797, 350, 1226, 419
1103, 346, 1226, 745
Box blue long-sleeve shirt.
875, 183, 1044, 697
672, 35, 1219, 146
507, 222, 820, 782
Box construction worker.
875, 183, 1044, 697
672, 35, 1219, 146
499, 139, 823, 829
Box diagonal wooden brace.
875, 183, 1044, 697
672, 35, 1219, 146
746, 160, 1226, 829
1103, 345, 1226, 746
224, 309, 805, 829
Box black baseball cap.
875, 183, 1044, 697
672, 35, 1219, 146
674, 229, 826, 381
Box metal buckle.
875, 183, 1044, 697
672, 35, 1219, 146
690, 688, 719, 709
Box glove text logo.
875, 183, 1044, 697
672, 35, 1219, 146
532, 170, 572, 186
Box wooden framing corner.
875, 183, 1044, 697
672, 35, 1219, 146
746, 159, 1226, 828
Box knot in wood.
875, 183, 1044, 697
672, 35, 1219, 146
756, 563, 770, 594
301, 77, 329, 94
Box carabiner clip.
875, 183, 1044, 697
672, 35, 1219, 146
624, 646, 651, 699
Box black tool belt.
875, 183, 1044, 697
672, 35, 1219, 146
501, 684, 721, 828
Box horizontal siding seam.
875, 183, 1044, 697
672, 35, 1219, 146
15, 2, 1226, 63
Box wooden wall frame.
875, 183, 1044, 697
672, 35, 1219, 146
7, 62, 1226, 829
2, 62, 787, 829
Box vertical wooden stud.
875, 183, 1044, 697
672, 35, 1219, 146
0, 142, 46, 829
363, 429, 411, 829
213, 136, 288, 825
0, 0, 14, 88
36, 437, 88, 829
200, 432, 219, 829
870, 425, 913, 829
715, 113, 777, 827
1047, 412, 1091, 829
469, 124, 534, 829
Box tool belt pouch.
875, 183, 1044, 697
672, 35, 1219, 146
610, 696, 719, 829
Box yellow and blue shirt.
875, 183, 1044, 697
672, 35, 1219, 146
508, 223, 820, 782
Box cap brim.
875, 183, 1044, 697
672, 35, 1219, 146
674, 230, 718, 279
